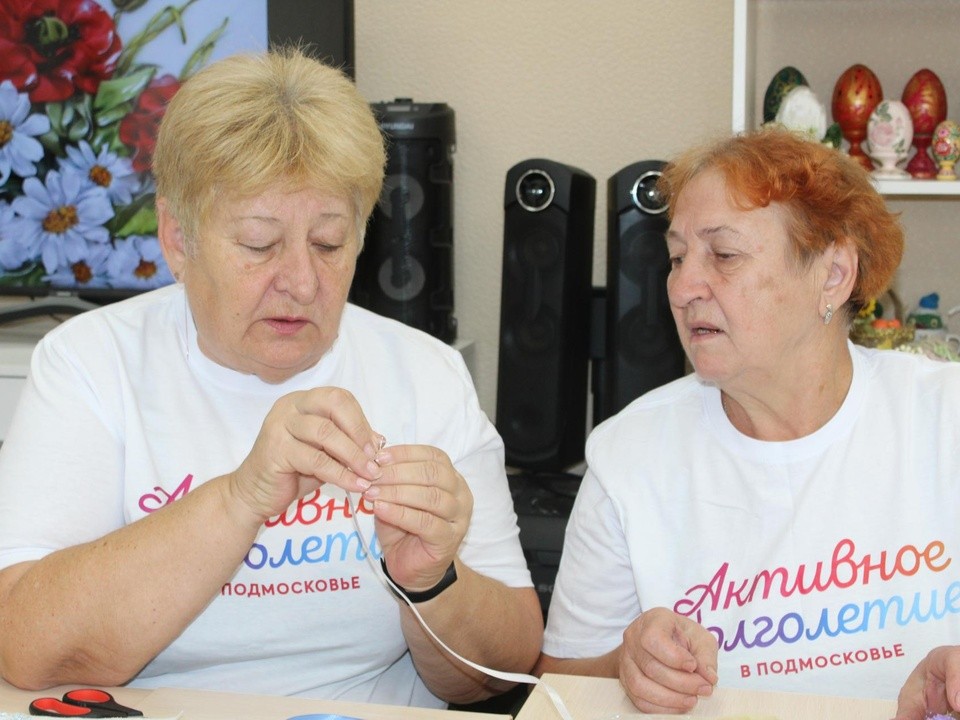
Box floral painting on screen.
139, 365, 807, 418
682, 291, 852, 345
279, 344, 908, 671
0, 0, 241, 294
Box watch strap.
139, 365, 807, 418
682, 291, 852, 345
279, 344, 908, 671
380, 557, 458, 603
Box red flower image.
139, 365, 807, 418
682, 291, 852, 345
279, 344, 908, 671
0, 0, 122, 103
118, 73, 179, 172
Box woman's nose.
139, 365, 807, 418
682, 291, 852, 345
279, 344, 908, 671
667, 256, 709, 307
275, 243, 320, 301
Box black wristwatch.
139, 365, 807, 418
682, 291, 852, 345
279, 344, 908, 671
380, 558, 458, 603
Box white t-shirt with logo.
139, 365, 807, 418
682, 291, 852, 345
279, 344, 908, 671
0, 284, 531, 707
543, 343, 960, 700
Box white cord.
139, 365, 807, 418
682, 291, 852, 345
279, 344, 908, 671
346, 492, 574, 720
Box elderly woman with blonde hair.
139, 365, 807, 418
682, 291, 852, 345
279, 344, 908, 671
0, 48, 542, 708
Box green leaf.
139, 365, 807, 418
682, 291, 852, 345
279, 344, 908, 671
109, 192, 157, 236
0, 262, 44, 286
115, 0, 201, 76
180, 17, 229, 80
94, 66, 156, 117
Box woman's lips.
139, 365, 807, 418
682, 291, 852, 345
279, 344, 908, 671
265, 317, 309, 335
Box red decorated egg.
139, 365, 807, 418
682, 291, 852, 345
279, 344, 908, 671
832, 64, 883, 134
901, 68, 947, 135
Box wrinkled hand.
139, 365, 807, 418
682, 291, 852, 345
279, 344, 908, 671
231, 388, 384, 521
893, 645, 960, 720
365, 444, 473, 593
619, 607, 718, 714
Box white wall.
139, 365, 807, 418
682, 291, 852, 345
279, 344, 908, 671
353, 1, 734, 420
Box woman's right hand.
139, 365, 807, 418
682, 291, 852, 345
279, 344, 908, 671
229, 387, 385, 522
619, 607, 719, 714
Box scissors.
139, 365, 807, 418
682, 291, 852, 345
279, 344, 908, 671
29, 688, 143, 717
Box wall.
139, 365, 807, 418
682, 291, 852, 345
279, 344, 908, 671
353, 1, 733, 420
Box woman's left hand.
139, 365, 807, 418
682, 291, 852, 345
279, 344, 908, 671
893, 645, 960, 720
364, 444, 473, 593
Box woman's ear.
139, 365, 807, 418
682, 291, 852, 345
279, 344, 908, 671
156, 198, 187, 282
822, 240, 859, 308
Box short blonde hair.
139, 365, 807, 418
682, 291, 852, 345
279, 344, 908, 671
659, 126, 904, 311
152, 47, 385, 249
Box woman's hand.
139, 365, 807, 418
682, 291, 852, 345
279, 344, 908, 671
365, 444, 473, 593
894, 645, 960, 720
230, 387, 384, 522
619, 607, 719, 714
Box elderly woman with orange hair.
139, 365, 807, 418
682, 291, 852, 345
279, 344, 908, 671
536, 126, 960, 720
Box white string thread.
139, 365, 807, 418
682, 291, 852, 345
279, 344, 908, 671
346, 492, 574, 720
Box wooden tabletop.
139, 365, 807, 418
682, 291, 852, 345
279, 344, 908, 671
514, 673, 897, 720
0, 680, 509, 719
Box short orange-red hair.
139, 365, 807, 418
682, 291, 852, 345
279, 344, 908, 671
658, 126, 903, 310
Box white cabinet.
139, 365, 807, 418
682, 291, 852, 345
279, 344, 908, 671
731, 0, 960, 325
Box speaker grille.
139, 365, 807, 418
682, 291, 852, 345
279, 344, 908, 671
496, 159, 595, 471
350, 101, 457, 342
599, 160, 685, 422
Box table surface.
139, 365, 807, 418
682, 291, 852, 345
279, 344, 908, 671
0, 680, 509, 720
515, 673, 898, 720
0, 673, 901, 719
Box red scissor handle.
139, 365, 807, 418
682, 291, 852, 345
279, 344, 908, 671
62, 688, 143, 717
28, 697, 110, 717
63, 690, 112, 704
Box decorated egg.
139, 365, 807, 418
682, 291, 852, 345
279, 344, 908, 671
867, 100, 913, 157
866, 100, 914, 178
763, 66, 808, 123
831, 64, 883, 134
931, 119, 960, 180
901, 68, 947, 135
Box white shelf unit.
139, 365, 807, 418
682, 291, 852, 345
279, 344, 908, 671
732, 0, 960, 198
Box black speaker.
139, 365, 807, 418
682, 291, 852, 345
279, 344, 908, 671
598, 160, 685, 423
496, 159, 595, 472
351, 99, 457, 342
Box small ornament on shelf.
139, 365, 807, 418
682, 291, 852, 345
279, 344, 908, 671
866, 99, 913, 178
832, 64, 883, 172
931, 119, 960, 180
901, 68, 948, 179
907, 292, 945, 334
763, 66, 809, 123
763, 67, 840, 147
850, 293, 915, 350
774, 86, 827, 142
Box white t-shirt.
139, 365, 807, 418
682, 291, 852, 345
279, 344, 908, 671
543, 342, 960, 700
0, 284, 531, 707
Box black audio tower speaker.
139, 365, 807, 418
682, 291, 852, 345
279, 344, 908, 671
351, 99, 457, 342
496, 159, 596, 472
598, 160, 685, 423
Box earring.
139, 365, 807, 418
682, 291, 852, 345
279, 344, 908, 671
823, 303, 834, 326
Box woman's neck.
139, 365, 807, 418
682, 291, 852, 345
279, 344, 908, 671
720, 342, 854, 441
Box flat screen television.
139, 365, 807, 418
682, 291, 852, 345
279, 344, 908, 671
0, 0, 354, 323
